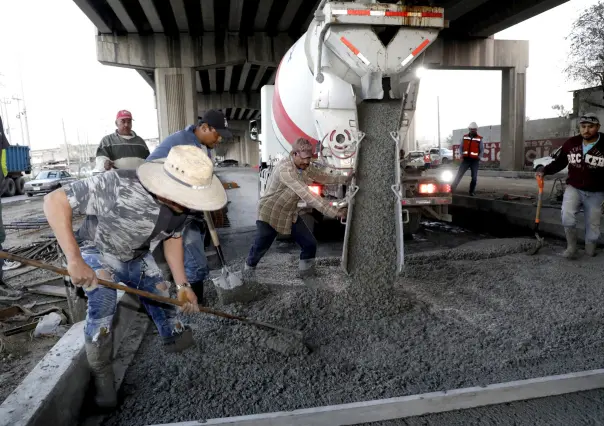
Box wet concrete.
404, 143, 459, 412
99, 116, 604, 424
102, 232, 604, 426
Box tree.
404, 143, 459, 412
552, 104, 571, 118
564, 2, 604, 90
444, 134, 453, 148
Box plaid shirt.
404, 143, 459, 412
258, 158, 347, 234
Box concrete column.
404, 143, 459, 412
155, 67, 197, 141
500, 68, 526, 171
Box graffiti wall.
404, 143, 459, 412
453, 137, 568, 167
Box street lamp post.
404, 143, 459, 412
437, 96, 441, 151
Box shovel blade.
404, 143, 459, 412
212, 267, 244, 290
226, 269, 243, 290
527, 234, 544, 255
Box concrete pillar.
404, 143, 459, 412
155, 67, 197, 141
500, 68, 526, 171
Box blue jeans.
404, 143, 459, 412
81, 245, 183, 341
561, 185, 604, 243
247, 218, 317, 267
182, 221, 209, 283
452, 158, 480, 194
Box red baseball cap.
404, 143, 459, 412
116, 110, 133, 120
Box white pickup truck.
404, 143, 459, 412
532, 147, 568, 174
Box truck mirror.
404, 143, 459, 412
249, 119, 260, 141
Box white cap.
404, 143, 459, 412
468, 122, 478, 129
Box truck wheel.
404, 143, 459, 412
403, 211, 422, 236
442, 158, 449, 165
2, 178, 16, 197
15, 177, 25, 195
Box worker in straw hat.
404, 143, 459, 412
43, 145, 227, 410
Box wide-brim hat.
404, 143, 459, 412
137, 145, 227, 212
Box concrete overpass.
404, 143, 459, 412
73, 0, 568, 169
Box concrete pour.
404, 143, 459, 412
102, 104, 604, 425
102, 235, 604, 426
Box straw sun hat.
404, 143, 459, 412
137, 145, 227, 211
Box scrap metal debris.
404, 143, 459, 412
3, 240, 59, 271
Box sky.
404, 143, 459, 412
415, 0, 600, 145
0, 0, 599, 151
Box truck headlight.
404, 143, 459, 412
440, 170, 453, 182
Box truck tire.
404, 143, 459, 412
2, 178, 16, 197
403, 211, 422, 236
15, 177, 25, 195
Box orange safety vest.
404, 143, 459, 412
462, 134, 482, 159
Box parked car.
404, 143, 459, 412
532, 147, 568, 174
24, 170, 77, 196
430, 148, 453, 164
216, 159, 239, 167
405, 151, 430, 171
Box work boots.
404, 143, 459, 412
85, 332, 117, 410
298, 259, 316, 279
586, 243, 597, 257
242, 262, 257, 285
562, 228, 578, 259
163, 326, 194, 353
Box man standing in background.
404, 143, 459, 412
537, 113, 604, 258
147, 109, 233, 304
94, 110, 150, 172
451, 122, 483, 196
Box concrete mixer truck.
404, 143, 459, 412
249, 0, 453, 274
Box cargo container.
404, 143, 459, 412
2, 145, 32, 197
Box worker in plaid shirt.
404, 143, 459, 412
245, 138, 349, 278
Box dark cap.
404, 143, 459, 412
200, 109, 233, 139
579, 113, 600, 125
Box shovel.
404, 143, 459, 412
203, 211, 243, 290
0, 251, 303, 341
528, 174, 545, 255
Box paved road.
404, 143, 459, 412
1, 194, 30, 204
427, 168, 559, 199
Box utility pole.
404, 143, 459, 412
18, 78, 30, 147
62, 119, 71, 168
0, 99, 10, 139
12, 96, 25, 146
437, 96, 441, 151
16, 56, 31, 146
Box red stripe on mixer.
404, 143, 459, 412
272, 62, 319, 147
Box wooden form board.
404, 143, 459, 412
150, 369, 604, 426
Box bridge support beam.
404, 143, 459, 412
155, 67, 197, 141
423, 38, 529, 170
500, 69, 526, 171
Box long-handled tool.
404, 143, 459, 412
0, 251, 302, 340
203, 211, 243, 290
528, 175, 545, 255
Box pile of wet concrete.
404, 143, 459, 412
104, 238, 604, 426
102, 105, 604, 425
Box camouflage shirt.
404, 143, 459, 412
64, 170, 187, 262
